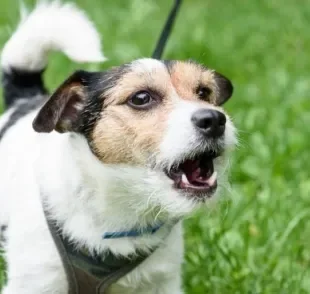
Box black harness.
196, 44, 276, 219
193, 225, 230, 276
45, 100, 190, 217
43, 208, 160, 294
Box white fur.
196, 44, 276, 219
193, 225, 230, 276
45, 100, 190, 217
131, 58, 165, 72
0, 3, 236, 294
1, 1, 106, 71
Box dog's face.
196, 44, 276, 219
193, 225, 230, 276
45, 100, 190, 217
33, 58, 237, 218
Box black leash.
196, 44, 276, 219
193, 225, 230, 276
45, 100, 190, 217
152, 0, 183, 59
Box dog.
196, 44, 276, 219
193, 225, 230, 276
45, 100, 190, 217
0, 2, 237, 293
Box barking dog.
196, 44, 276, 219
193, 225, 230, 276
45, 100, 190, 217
0, 2, 237, 294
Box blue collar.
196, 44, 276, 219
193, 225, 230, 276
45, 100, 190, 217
102, 223, 163, 239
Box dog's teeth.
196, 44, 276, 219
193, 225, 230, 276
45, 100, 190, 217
182, 174, 190, 184
207, 171, 217, 186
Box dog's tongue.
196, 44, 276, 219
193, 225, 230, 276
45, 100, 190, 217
180, 159, 213, 185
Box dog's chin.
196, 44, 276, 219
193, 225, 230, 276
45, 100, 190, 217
147, 171, 219, 219
135, 149, 227, 219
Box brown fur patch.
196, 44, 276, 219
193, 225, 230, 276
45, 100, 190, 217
92, 61, 174, 165
91, 102, 174, 164
168, 61, 219, 104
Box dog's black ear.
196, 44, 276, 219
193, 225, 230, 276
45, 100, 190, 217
214, 72, 233, 106
33, 70, 94, 133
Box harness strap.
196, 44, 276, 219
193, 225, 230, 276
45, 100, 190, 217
43, 205, 166, 294
43, 208, 78, 294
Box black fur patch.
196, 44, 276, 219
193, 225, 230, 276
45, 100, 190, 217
213, 71, 233, 105
2, 67, 47, 109
0, 95, 45, 141
76, 65, 130, 141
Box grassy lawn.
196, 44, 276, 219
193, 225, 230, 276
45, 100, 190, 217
1, 0, 310, 293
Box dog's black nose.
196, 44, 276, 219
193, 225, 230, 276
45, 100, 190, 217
191, 109, 226, 137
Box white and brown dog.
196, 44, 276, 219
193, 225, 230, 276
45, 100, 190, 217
0, 2, 237, 294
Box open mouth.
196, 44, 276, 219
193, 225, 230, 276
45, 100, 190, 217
165, 150, 220, 195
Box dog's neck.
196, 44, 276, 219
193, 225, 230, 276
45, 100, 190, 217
40, 133, 179, 256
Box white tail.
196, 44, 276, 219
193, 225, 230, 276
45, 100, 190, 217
1, 1, 106, 71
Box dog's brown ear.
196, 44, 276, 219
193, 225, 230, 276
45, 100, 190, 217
33, 70, 93, 133
214, 72, 233, 106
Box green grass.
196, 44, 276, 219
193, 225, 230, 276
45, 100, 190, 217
1, 0, 310, 293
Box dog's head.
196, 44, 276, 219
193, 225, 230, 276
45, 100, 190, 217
33, 58, 237, 219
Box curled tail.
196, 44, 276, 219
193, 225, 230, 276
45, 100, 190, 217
1, 1, 105, 108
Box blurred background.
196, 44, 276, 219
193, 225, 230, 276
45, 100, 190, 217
0, 0, 310, 293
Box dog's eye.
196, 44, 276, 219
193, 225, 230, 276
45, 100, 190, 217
197, 86, 212, 99
128, 91, 154, 109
